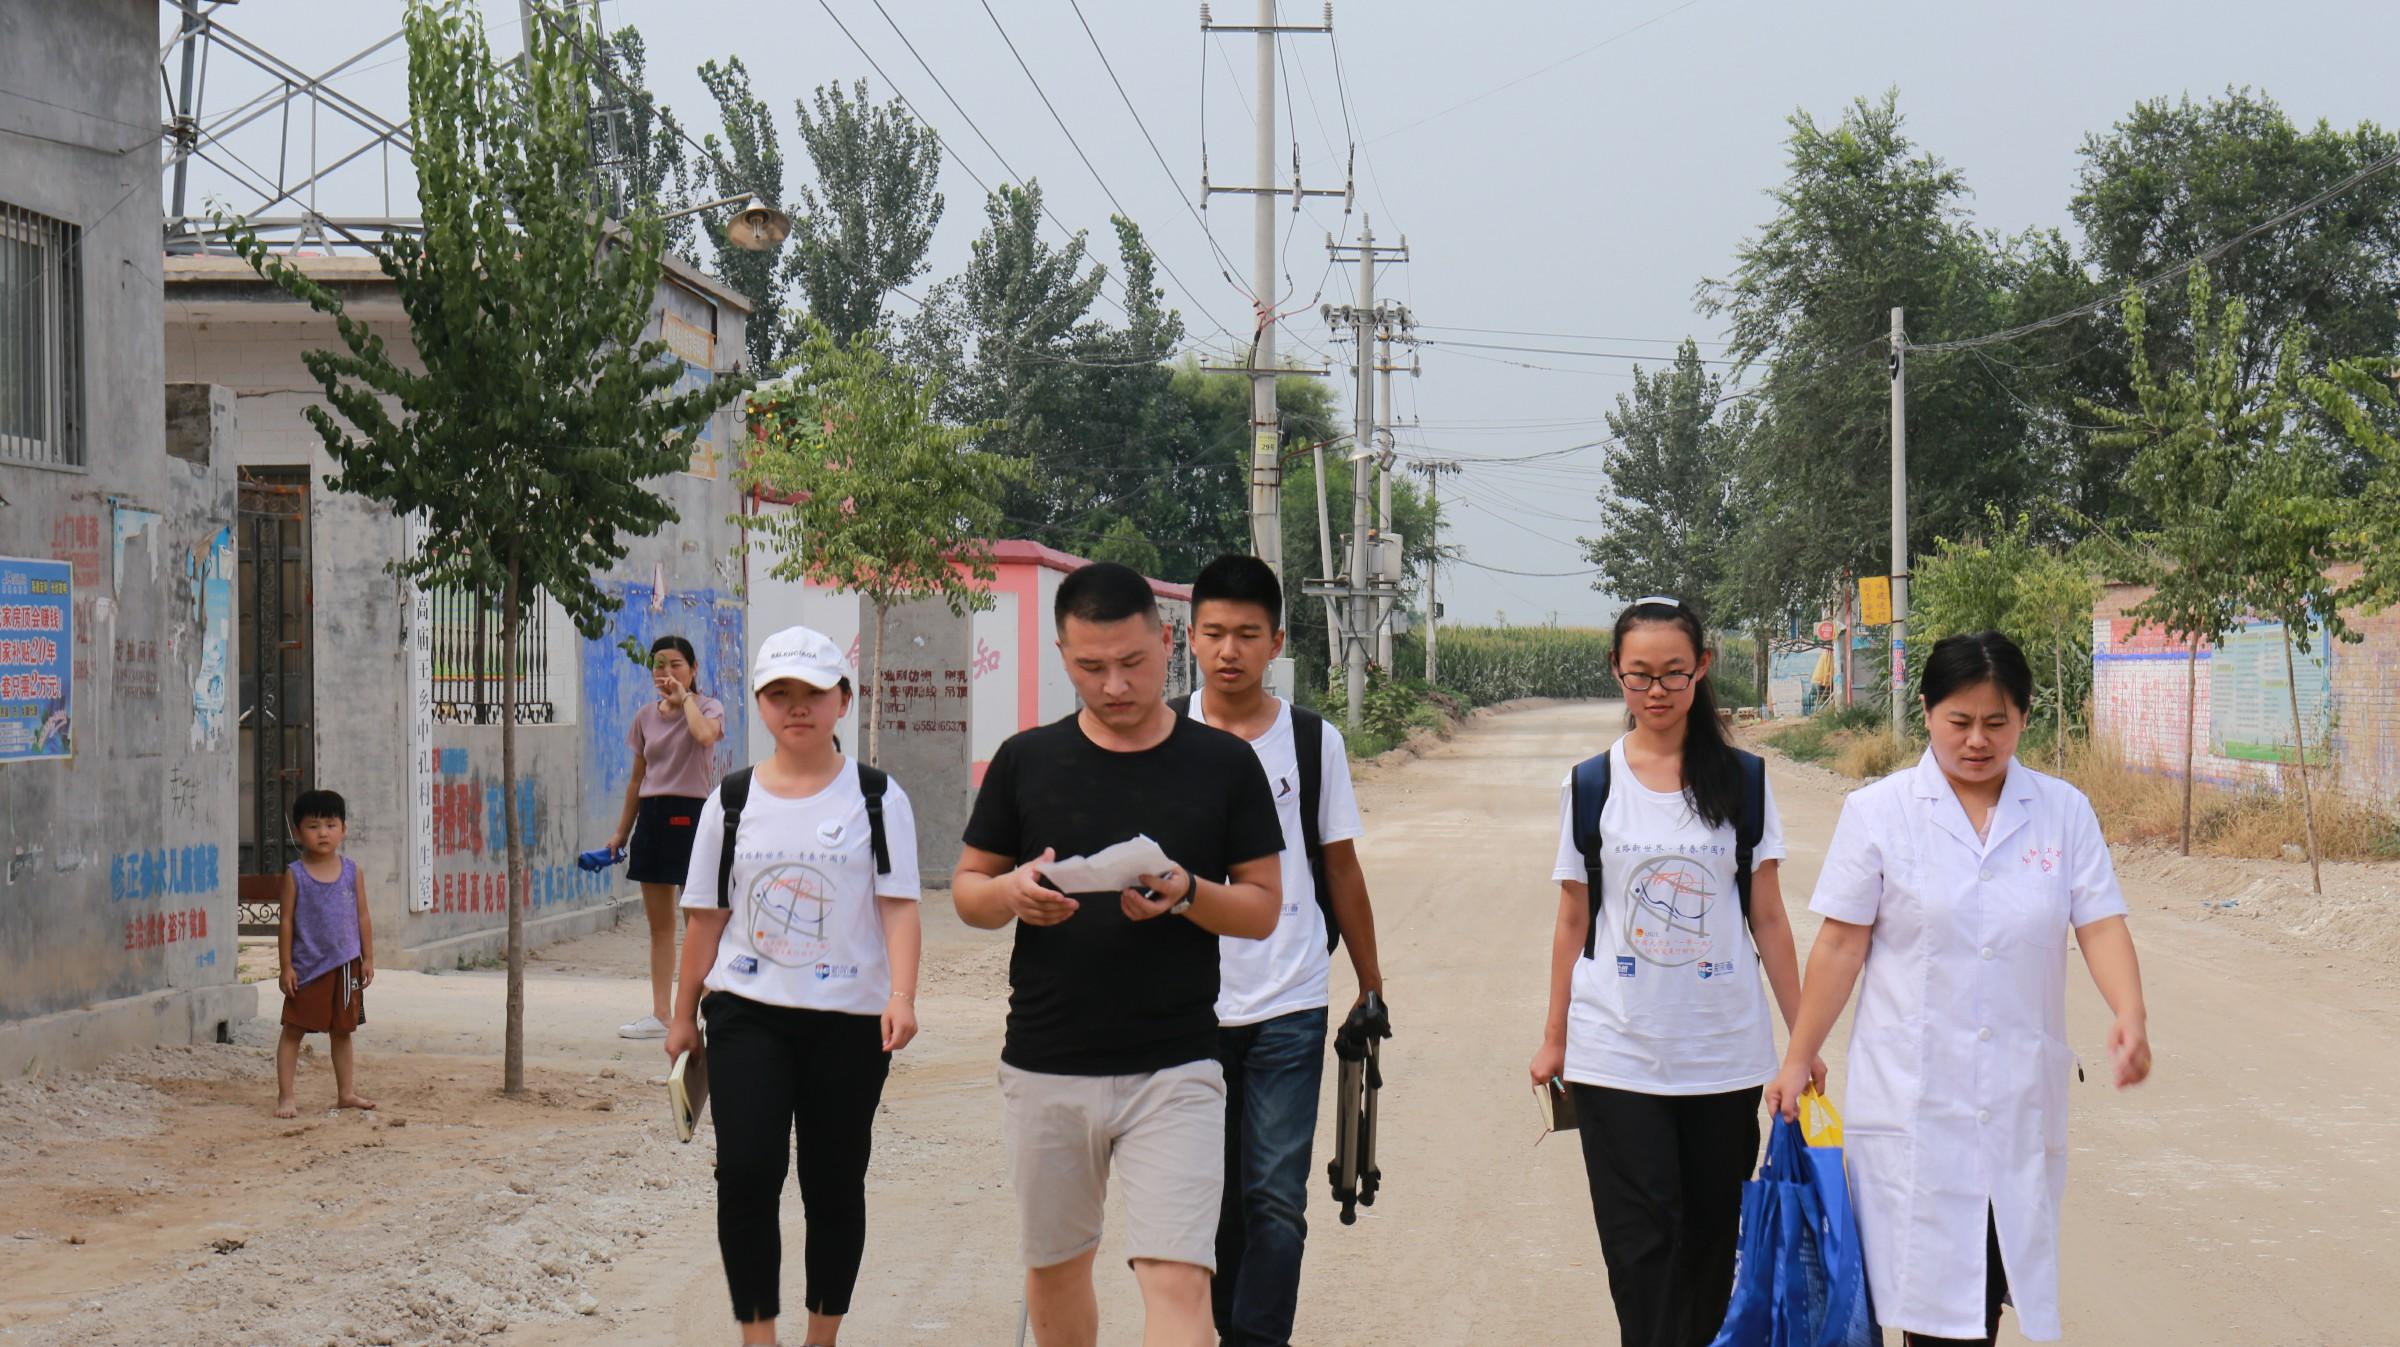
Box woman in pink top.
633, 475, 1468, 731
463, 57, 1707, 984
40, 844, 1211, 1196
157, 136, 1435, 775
607, 635, 726, 1038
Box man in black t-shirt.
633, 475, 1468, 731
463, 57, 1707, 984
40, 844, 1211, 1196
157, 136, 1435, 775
955, 562, 1283, 1347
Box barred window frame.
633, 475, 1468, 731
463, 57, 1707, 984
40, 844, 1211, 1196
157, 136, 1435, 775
0, 201, 85, 468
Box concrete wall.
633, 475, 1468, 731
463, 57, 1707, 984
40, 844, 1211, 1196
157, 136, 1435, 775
2092, 579, 2400, 803
0, 0, 253, 1071
163, 263, 752, 967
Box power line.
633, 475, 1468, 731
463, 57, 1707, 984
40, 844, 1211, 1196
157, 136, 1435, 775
1415, 322, 1734, 348
1904, 147, 2400, 354
974, 0, 1242, 340
803, 0, 1143, 325
1418, 336, 1742, 365
1445, 556, 1604, 579
1063, 0, 1253, 299
1368, 0, 1706, 145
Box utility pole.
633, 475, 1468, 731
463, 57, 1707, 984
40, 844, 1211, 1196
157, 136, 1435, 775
1195, 15, 1345, 583
1371, 311, 1417, 670
1410, 458, 1459, 685
1200, 2, 1347, 697
1889, 306, 1909, 734
1314, 219, 1409, 735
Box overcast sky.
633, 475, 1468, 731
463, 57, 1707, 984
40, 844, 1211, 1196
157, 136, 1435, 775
169, 0, 2400, 626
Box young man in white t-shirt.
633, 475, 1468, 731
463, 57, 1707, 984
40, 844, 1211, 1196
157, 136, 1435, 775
1185, 555, 1386, 1347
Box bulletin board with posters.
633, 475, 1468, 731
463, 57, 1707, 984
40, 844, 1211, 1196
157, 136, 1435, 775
0, 556, 73, 761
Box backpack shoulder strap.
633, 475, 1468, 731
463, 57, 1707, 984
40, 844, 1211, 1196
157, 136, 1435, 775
857, 763, 892, 877
1733, 750, 1767, 925
1570, 751, 1612, 959
1168, 694, 1192, 718
715, 767, 754, 908
1289, 705, 1335, 954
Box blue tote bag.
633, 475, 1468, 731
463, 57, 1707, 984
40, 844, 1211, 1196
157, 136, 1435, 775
1711, 1094, 1877, 1347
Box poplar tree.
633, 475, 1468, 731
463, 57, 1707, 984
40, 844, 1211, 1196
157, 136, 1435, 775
223, 0, 747, 1093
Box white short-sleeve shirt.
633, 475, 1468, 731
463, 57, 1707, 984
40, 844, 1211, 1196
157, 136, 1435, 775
1549, 737, 1787, 1094
680, 760, 921, 1015
1192, 697, 1365, 1026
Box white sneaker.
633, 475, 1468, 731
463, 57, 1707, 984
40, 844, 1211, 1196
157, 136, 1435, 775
617, 1014, 668, 1040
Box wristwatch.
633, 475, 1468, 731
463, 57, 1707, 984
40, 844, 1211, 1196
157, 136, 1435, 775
1165, 870, 1195, 916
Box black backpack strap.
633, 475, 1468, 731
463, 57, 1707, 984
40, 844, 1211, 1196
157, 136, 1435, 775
1570, 751, 1612, 959
1168, 694, 1192, 718
1290, 706, 1335, 954
1733, 750, 1766, 927
857, 764, 892, 877
715, 767, 754, 908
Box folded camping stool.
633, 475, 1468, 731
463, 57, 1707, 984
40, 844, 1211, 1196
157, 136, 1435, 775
1327, 991, 1391, 1225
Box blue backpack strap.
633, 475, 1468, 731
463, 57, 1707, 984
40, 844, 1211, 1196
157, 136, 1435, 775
715, 767, 754, 908
1570, 751, 1612, 959
1733, 750, 1766, 925
857, 764, 892, 877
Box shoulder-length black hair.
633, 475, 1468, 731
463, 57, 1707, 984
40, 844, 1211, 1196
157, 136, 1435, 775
1611, 597, 1743, 830
1920, 630, 2033, 714
650, 634, 697, 666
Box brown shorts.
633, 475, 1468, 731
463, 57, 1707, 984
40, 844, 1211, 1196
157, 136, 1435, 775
281, 960, 366, 1035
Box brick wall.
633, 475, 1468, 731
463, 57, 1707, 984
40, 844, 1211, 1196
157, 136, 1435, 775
2093, 577, 2400, 803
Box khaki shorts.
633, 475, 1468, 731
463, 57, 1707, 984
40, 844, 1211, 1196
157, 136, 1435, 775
997, 1058, 1226, 1270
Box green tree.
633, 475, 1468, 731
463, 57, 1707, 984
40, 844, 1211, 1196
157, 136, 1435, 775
1579, 339, 1753, 614
1699, 92, 2038, 621
696, 55, 787, 371
1087, 516, 1163, 576
2072, 89, 2400, 505
786, 79, 945, 347
741, 319, 1018, 764
599, 26, 695, 260
222, 0, 749, 1094
2083, 270, 2362, 878
2082, 274, 2255, 855
1907, 509, 2097, 768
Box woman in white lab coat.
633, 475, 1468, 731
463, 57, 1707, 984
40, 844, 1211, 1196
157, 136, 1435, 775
1764, 631, 2152, 1346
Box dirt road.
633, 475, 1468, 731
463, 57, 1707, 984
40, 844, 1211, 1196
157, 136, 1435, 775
5, 701, 2395, 1345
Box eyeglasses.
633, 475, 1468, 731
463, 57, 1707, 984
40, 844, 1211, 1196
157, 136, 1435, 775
1618, 670, 1697, 692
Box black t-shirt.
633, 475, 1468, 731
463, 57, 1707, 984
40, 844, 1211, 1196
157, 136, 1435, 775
963, 711, 1284, 1075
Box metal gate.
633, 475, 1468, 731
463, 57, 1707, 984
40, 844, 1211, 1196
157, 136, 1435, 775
236, 471, 314, 933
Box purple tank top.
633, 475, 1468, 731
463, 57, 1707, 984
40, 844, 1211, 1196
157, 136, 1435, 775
288, 858, 363, 986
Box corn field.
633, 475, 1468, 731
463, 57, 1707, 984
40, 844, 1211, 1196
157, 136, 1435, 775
1398, 627, 1621, 705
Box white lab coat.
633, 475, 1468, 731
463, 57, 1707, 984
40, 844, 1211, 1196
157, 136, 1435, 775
1809, 752, 2127, 1342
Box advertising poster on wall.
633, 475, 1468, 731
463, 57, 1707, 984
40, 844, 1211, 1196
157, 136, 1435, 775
0, 555, 74, 761
2210, 618, 2333, 765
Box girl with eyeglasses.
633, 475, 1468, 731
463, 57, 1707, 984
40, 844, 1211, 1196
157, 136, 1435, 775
1529, 597, 1820, 1347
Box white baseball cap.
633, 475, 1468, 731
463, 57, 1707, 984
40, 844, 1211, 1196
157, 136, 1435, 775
750, 625, 853, 693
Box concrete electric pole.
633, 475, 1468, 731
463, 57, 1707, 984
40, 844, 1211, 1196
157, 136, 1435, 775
1889, 306, 1909, 735
1314, 219, 1409, 735
1195, 18, 1346, 566
1409, 457, 1459, 685
1199, 1, 1347, 697
1371, 312, 1417, 670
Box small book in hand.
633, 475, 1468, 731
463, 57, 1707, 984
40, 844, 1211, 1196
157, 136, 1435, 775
1535, 1076, 1577, 1134
669, 1047, 710, 1144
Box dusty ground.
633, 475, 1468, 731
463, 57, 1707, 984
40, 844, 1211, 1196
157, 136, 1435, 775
3, 701, 2395, 1345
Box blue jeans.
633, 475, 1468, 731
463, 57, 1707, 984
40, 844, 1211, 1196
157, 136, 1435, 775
1212, 1006, 1329, 1347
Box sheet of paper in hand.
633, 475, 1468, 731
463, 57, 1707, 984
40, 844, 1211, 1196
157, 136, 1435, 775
1041, 835, 1176, 895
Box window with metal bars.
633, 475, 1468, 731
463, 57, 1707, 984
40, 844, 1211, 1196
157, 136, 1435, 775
0, 202, 84, 467
428, 585, 556, 725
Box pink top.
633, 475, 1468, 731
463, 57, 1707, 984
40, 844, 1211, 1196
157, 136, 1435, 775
627, 696, 725, 799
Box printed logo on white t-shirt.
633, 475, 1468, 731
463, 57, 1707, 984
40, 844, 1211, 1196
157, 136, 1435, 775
748, 862, 842, 967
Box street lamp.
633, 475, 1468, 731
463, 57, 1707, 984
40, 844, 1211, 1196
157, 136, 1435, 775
661, 193, 791, 252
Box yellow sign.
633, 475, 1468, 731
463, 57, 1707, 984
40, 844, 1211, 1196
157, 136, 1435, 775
1859, 574, 1892, 626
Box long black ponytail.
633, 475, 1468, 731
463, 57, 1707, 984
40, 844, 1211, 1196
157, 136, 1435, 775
1611, 597, 1743, 830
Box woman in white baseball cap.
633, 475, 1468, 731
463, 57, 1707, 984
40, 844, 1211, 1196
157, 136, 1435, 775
665, 625, 925, 1347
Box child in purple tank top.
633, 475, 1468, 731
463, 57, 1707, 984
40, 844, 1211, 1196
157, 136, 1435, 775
276, 789, 376, 1118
